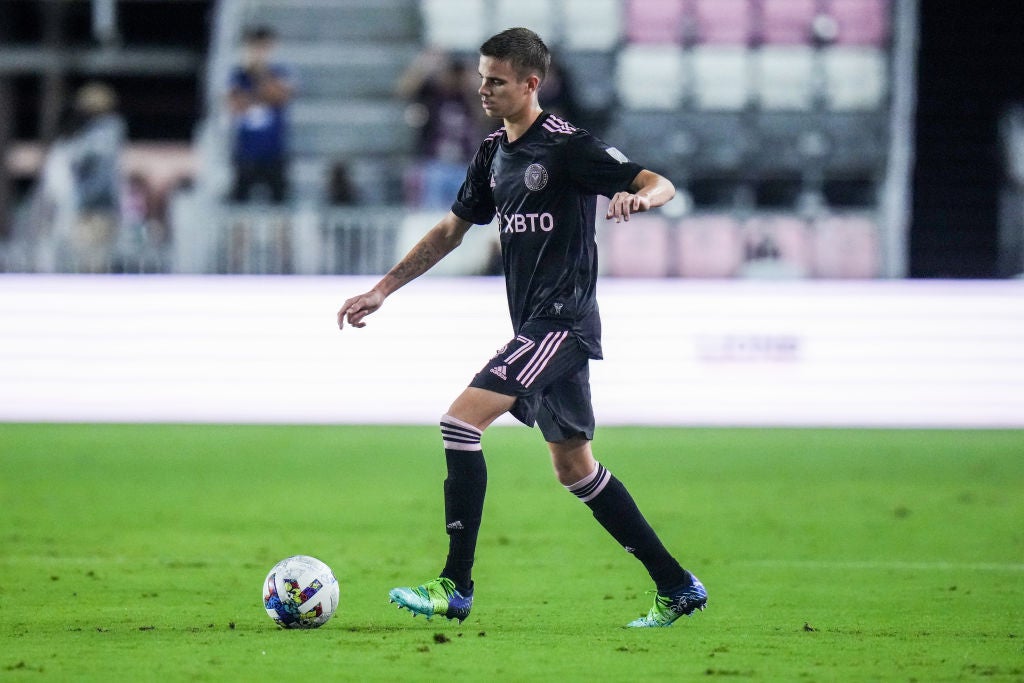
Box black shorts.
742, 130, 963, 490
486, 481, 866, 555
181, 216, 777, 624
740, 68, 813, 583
469, 321, 595, 443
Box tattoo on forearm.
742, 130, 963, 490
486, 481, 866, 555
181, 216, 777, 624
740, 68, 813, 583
389, 240, 440, 285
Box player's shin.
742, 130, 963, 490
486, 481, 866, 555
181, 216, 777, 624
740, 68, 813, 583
566, 462, 692, 593
439, 415, 487, 595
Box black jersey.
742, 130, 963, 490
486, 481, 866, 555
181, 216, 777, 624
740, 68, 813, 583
452, 112, 644, 359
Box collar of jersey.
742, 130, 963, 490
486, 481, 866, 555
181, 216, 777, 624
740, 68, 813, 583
501, 111, 552, 149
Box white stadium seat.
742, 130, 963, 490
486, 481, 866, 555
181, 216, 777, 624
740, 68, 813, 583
822, 46, 888, 110
496, 0, 557, 44
616, 44, 687, 110
563, 0, 622, 51
421, 0, 487, 51
691, 46, 751, 110
754, 45, 816, 110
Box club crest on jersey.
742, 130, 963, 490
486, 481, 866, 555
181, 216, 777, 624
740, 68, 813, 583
524, 163, 549, 191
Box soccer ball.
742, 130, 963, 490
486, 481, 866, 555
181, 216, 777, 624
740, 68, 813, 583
263, 555, 340, 629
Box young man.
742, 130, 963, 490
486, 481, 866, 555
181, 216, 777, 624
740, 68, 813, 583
226, 25, 294, 203
338, 28, 706, 628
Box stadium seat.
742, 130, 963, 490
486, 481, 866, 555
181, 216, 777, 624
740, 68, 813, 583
496, 0, 557, 45
625, 0, 686, 44
812, 214, 880, 278
754, 45, 816, 110
615, 44, 687, 110
277, 43, 415, 99
691, 46, 752, 110
605, 110, 694, 175
289, 101, 412, 156
819, 111, 888, 171
759, 0, 818, 44
249, 0, 419, 42
691, 0, 755, 45
563, 0, 622, 50
822, 0, 891, 46
740, 214, 812, 277
676, 214, 744, 277
420, 0, 487, 51
604, 215, 673, 277
562, 51, 618, 113
685, 113, 752, 172
821, 47, 887, 110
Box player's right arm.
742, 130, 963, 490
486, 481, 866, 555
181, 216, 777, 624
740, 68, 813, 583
337, 211, 473, 329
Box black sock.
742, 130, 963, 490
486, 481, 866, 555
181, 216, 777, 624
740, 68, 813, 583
567, 462, 690, 593
438, 416, 486, 595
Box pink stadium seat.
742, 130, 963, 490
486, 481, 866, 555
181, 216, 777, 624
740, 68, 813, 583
676, 214, 744, 277
626, 0, 686, 44
822, 0, 890, 46
691, 0, 755, 45
812, 214, 880, 278
741, 214, 812, 277
759, 0, 818, 45
605, 215, 672, 277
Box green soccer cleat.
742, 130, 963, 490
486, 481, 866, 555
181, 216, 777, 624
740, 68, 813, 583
388, 577, 473, 623
627, 576, 708, 628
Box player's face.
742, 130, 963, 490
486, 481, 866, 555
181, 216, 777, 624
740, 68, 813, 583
477, 56, 535, 121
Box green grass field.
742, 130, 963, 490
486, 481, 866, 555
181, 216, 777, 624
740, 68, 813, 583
1, 424, 1022, 681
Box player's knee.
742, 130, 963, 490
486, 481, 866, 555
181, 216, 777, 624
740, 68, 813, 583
549, 437, 596, 486
440, 413, 483, 452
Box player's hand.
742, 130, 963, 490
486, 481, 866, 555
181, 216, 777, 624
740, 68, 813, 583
337, 289, 384, 330
606, 191, 651, 223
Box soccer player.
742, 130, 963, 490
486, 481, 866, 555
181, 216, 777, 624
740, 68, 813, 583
338, 27, 706, 628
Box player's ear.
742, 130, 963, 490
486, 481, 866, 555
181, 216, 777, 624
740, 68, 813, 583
526, 74, 541, 93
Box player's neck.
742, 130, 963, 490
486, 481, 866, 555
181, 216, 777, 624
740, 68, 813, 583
503, 105, 544, 143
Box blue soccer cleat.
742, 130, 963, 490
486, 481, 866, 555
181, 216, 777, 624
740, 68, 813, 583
626, 575, 708, 628
388, 577, 473, 623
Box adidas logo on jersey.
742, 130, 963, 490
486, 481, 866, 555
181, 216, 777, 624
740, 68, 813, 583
447, 521, 465, 531
489, 365, 508, 380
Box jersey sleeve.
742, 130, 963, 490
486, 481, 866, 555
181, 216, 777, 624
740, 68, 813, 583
451, 138, 497, 225
565, 132, 645, 197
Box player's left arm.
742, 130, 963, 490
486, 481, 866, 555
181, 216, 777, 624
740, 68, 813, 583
606, 170, 676, 223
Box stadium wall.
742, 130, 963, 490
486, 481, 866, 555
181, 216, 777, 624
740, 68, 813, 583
1, 275, 1022, 428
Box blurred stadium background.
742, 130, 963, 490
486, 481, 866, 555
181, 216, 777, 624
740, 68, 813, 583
1, 0, 1022, 427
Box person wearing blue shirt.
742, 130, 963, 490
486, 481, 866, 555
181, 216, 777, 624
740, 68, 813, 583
226, 26, 294, 204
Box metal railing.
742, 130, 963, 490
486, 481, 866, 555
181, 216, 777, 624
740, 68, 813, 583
207, 205, 403, 275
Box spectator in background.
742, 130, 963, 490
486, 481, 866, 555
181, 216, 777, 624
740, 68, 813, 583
39, 81, 127, 272
226, 25, 294, 204
397, 49, 480, 209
